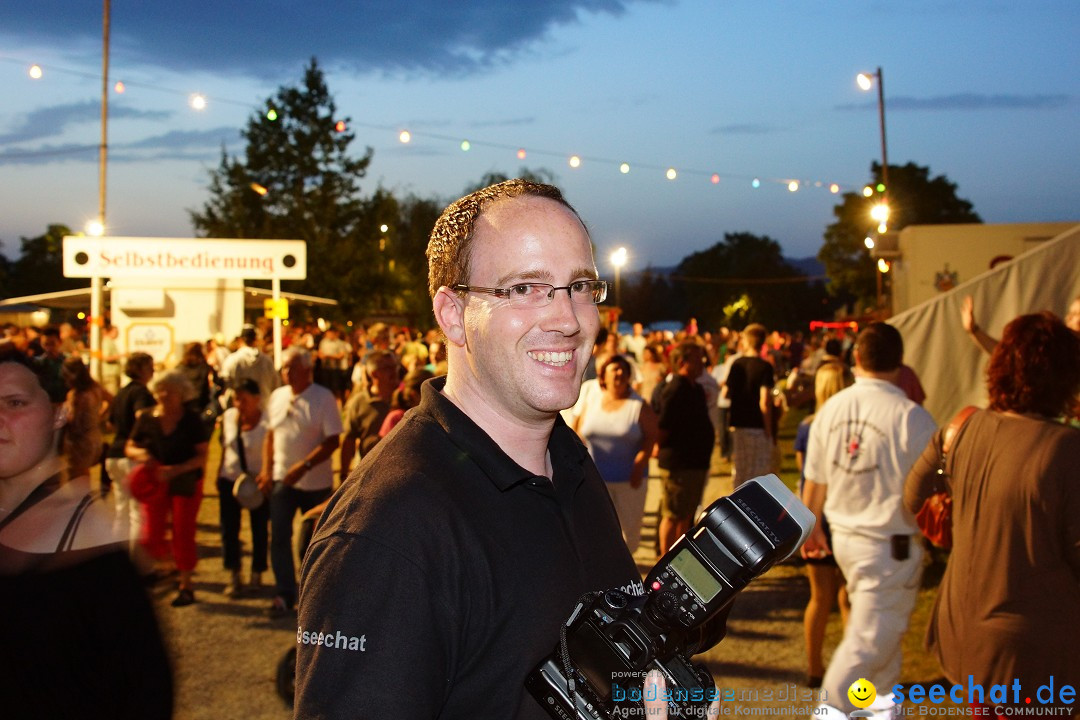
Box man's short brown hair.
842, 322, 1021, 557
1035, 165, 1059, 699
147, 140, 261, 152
743, 323, 767, 351
426, 179, 583, 298
854, 322, 903, 373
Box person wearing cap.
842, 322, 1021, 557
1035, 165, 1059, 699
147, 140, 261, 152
220, 325, 279, 406
211, 378, 269, 598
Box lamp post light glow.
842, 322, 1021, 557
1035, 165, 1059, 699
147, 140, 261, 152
85, 219, 105, 237
610, 246, 628, 309
856, 67, 889, 196
858, 66, 891, 312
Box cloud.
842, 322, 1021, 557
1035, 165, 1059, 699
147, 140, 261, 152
469, 117, 537, 128
0, 143, 97, 165
710, 123, 784, 135
0, 127, 239, 166
835, 93, 1071, 112
122, 127, 242, 151
0, 0, 659, 79
0, 101, 172, 145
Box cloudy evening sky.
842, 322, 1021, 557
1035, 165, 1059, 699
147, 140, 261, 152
0, 0, 1077, 271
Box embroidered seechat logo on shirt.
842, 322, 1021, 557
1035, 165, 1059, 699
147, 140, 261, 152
297, 626, 367, 651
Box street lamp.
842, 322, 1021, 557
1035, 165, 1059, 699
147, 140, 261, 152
858, 67, 890, 312
856, 67, 889, 194
610, 246, 628, 309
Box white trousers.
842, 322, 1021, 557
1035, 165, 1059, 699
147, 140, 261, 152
822, 528, 923, 714
105, 457, 142, 549
605, 481, 648, 554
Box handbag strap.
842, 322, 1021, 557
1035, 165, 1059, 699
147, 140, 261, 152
938, 405, 978, 475
234, 414, 250, 475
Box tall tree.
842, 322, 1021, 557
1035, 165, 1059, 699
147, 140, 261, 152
819, 162, 981, 310
2, 224, 83, 299
189, 58, 377, 318
672, 232, 829, 332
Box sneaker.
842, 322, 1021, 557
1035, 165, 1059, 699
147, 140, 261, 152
171, 588, 196, 607
268, 596, 294, 619
224, 572, 243, 599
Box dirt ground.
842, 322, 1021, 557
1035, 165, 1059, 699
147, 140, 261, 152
146, 451, 944, 719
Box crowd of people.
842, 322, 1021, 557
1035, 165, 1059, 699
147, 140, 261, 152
1, 178, 1077, 719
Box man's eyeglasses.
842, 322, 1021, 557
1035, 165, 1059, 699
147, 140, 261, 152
452, 280, 608, 308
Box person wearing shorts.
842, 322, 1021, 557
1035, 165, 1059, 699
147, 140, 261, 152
653, 341, 715, 553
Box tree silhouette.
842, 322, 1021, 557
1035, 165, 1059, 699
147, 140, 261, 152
819, 162, 981, 310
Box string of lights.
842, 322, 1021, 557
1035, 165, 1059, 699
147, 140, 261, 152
5, 54, 864, 194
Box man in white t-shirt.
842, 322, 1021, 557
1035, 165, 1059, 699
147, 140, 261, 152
262, 347, 343, 617
802, 323, 936, 718
221, 325, 279, 406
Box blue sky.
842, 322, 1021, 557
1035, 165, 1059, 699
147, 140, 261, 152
1, 1, 1077, 273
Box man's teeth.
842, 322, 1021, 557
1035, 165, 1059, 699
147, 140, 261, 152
528, 351, 572, 366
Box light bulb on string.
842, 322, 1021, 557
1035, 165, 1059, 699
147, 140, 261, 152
398, 130, 411, 143
711, 174, 720, 184
29, 64, 43, 79
460, 140, 470, 151
114, 81, 125, 94
517, 148, 527, 160
266, 108, 278, 121
863, 186, 874, 197
189, 93, 207, 111
864, 236, 875, 249
752, 178, 760, 188
620, 163, 630, 174
568, 155, 581, 168
830, 183, 840, 194
666, 168, 677, 181
335, 120, 346, 132
788, 181, 799, 192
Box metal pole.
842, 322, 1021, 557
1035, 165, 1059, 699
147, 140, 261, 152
614, 264, 621, 310
272, 278, 283, 370
90, 0, 110, 380
876, 66, 888, 194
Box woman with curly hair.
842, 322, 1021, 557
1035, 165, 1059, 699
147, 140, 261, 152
904, 312, 1080, 712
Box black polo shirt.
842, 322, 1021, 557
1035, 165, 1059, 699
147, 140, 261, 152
295, 376, 640, 719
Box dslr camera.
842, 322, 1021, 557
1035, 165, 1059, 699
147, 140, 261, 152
526, 474, 814, 720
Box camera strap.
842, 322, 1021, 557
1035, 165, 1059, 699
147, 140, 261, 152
559, 591, 601, 710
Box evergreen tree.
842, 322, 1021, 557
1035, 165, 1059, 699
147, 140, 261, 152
189, 58, 377, 318
819, 162, 981, 310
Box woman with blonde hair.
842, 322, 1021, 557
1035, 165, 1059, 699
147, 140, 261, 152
126, 369, 210, 607
794, 361, 853, 687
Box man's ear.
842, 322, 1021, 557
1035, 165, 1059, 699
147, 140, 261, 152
433, 287, 466, 347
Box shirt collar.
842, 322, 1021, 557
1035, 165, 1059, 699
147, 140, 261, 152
417, 376, 588, 493
854, 375, 906, 396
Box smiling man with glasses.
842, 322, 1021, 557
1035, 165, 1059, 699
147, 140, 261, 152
296, 179, 648, 718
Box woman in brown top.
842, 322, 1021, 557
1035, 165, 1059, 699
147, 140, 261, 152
904, 312, 1080, 708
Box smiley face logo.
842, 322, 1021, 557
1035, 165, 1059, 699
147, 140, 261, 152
848, 678, 876, 709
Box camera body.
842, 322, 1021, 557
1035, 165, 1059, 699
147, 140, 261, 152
526, 474, 814, 720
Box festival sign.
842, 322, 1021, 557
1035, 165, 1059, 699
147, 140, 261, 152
62, 237, 307, 280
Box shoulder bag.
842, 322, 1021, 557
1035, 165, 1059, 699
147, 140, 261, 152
916, 405, 977, 549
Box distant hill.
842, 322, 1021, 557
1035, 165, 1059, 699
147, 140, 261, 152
788, 256, 825, 279
624, 255, 824, 282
